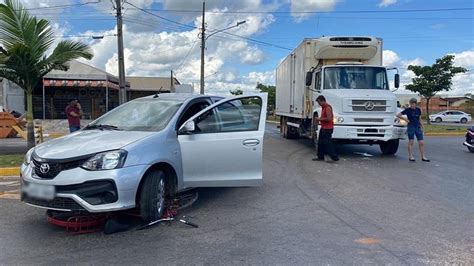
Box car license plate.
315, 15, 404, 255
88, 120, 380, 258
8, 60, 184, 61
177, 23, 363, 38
24, 183, 55, 200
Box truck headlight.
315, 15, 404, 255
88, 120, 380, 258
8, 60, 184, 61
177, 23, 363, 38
394, 118, 407, 126
82, 150, 127, 171
334, 117, 344, 124
23, 148, 34, 166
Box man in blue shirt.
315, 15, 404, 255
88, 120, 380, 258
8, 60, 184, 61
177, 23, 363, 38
397, 98, 430, 162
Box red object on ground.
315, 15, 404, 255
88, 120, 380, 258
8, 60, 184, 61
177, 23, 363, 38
47, 211, 107, 234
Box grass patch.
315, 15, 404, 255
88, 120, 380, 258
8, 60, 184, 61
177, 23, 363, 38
0, 154, 24, 168
423, 124, 466, 133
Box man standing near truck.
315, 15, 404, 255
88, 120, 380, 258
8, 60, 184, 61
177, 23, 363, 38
313, 96, 339, 162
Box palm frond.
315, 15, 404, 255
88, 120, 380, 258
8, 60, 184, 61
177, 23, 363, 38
39, 40, 93, 75
0, 0, 54, 61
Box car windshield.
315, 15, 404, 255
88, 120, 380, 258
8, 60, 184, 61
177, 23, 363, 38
324, 67, 389, 90
86, 98, 182, 131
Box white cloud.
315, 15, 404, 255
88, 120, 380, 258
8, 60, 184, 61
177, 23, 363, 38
290, 0, 339, 22
383, 50, 400, 67
378, 0, 397, 8
79, 2, 275, 94
451, 49, 474, 69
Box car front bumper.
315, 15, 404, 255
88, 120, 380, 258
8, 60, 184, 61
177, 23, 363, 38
20, 163, 148, 213
331, 125, 406, 142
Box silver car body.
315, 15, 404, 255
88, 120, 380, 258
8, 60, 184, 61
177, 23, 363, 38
21, 93, 267, 212
429, 110, 472, 123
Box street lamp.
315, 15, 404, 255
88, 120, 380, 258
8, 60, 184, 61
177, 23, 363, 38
200, 20, 246, 94
206, 20, 246, 40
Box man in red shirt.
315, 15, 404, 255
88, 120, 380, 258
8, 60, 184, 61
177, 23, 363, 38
313, 95, 339, 162
65, 99, 83, 133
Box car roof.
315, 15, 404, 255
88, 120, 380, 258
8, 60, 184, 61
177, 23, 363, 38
135, 93, 213, 103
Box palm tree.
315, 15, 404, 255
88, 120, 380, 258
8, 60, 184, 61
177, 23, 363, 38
0, 0, 93, 148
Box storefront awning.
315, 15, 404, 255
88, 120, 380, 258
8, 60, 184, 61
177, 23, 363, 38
43, 79, 120, 90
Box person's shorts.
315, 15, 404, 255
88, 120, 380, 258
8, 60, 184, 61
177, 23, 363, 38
69, 125, 81, 133
407, 126, 424, 141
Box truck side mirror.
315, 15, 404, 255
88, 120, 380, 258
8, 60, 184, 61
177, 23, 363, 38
305, 71, 313, 86
394, 73, 400, 88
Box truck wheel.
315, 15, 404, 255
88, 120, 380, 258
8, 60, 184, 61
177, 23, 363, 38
460, 117, 468, 124
139, 170, 167, 222
435, 117, 442, 123
287, 126, 299, 139
380, 139, 399, 155
281, 117, 298, 139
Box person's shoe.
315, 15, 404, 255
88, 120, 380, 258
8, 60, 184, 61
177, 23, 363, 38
422, 158, 430, 162
312, 157, 324, 161
409, 158, 416, 162
331, 157, 339, 162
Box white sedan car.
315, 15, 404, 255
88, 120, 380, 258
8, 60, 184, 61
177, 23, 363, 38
429, 110, 472, 124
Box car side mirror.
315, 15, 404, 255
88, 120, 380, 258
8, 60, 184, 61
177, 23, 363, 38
305, 71, 313, 86
179, 120, 195, 134
394, 73, 400, 88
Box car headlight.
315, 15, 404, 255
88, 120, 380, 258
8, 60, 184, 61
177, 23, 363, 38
24, 148, 34, 166
82, 150, 127, 171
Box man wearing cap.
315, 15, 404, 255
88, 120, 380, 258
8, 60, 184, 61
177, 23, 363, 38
397, 98, 430, 162
65, 99, 83, 133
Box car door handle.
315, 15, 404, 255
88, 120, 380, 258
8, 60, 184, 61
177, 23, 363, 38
243, 139, 260, 146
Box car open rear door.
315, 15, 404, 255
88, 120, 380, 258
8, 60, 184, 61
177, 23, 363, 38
178, 94, 267, 188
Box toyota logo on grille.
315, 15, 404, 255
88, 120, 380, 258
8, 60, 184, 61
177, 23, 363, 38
364, 101, 375, 111
39, 163, 50, 174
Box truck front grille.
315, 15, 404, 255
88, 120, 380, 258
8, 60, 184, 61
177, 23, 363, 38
354, 118, 384, 123
351, 100, 387, 112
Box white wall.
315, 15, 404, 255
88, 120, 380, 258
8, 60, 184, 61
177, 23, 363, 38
2, 79, 25, 113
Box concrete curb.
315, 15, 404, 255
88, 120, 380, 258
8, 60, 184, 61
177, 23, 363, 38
425, 132, 465, 137
0, 167, 20, 177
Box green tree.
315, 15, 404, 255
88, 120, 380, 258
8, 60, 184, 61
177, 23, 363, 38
405, 55, 467, 124
230, 89, 243, 95
0, 0, 93, 148
256, 83, 275, 113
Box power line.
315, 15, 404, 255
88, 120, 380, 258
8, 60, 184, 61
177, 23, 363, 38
124, 1, 292, 51
143, 7, 474, 14
175, 40, 199, 73
124, 1, 196, 30
21, 1, 100, 11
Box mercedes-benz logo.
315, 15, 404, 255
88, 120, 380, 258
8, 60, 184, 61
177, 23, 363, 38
364, 101, 375, 111
39, 163, 50, 174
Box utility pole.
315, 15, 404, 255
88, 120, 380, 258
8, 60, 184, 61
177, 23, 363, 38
116, 0, 127, 104
199, 1, 206, 95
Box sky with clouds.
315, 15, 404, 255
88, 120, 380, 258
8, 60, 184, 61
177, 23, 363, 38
17, 0, 474, 96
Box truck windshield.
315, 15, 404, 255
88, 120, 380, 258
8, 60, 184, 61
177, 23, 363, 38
323, 67, 388, 90
86, 98, 182, 131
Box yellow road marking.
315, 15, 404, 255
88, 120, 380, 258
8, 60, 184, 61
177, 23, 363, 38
0, 189, 20, 200
354, 237, 382, 244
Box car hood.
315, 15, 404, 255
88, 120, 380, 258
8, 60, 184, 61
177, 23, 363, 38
33, 130, 155, 159
323, 89, 396, 100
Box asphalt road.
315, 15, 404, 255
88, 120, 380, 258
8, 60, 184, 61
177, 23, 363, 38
0, 124, 472, 264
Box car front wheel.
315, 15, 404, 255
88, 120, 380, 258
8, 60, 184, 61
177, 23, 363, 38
139, 170, 167, 222
435, 117, 442, 123
460, 117, 468, 124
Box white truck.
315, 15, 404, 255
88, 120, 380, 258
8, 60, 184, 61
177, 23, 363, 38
275, 36, 406, 155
